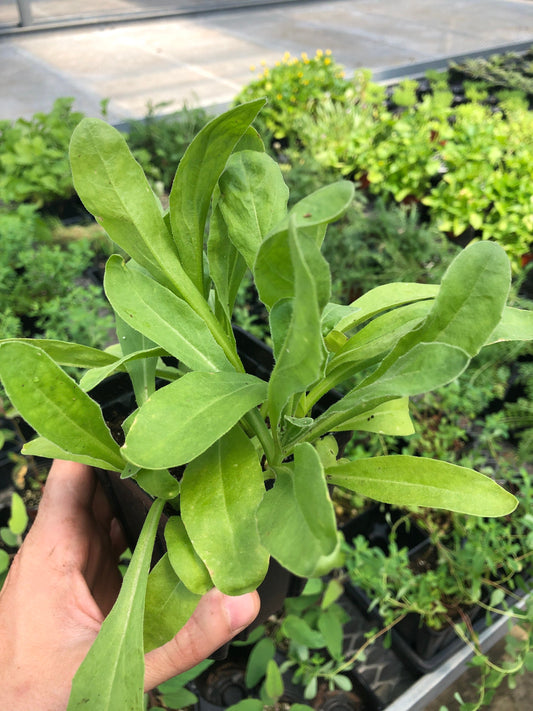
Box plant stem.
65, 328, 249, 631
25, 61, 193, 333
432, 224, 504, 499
243, 408, 278, 465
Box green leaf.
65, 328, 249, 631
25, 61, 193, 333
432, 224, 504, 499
67, 498, 165, 710
165, 516, 213, 595
332, 398, 414, 435
257, 443, 341, 578
227, 701, 265, 711
143, 553, 201, 653
266, 222, 329, 430
326, 456, 518, 516
309, 342, 469, 440
158, 687, 197, 708
70, 118, 180, 293
123, 371, 267, 469
332, 675, 353, 692
8, 492, 28, 536
321, 578, 344, 609
0, 342, 124, 471
282, 615, 324, 648
79, 346, 165, 393
115, 315, 158, 406
216, 150, 289, 270
133, 469, 180, 500
0, 549, 9, 574
264, 660, 284, 702
318, 608, 344, 660
104, 256, 231, 373
181, 426, 269, 595
334, 283, 439, 334
0, 338, 118, 369
245, 638, 275, 688
169, 100, 265, 292
22, 436, 121, 471
487, 306, 533, 344
269, 180, 355, 245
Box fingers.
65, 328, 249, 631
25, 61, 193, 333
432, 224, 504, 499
36, 459, 96, 526
144, 588, 260, 691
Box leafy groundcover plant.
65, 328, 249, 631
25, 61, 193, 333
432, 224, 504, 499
0, 100, 531, 710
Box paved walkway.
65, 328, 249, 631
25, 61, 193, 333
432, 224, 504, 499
0, 0, 532, 122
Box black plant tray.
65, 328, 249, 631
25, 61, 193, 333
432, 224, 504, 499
341, 506, 500, 674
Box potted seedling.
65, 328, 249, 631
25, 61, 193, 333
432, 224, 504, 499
0, 100, 531, 710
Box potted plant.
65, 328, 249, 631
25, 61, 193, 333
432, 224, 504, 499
0, 99, 531, 710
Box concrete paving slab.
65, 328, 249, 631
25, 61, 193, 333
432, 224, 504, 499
0, 0, 532, 122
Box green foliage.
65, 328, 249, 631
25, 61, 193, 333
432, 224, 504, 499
0, 205, 113, 347
0, 98, 84, 206
125, 102, 212, 192
234, 50, 354, 139
450, 47, 533, 96
0, 104, 528, 710
0, 491, 28, 589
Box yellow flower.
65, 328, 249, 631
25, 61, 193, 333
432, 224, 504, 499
325, 49, 332, 55
260, 59, 267, 66
283, 51, 291, 60
301, 51, 309, 62
276, 93, 283, 100
324, 58, 331, 66
297, 71, 303, 78
303, 79, 309, 86
249, 64, 256, 72
316, 49, 323, 58
290, 95, 296, 103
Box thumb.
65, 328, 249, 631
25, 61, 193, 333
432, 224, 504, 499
144, 587, 260, 691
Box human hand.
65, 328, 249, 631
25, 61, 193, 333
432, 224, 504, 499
0, 460, 259, 710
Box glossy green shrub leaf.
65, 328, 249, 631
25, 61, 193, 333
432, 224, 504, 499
104, 255, 231, 373
257, 443, 340, 577
123, 372, 267, 469
487, 306, 533, 344
8, 492, 28, 536
134, 468, 180, 500
0, 338, 118, 369
318, 607, 344, 660
67, 498, 165, 710
143, 553, 201, 652
216, 150, 289, 270
181, 426, 269, 595
0, 342, 123, 471
281, 615, 324, 648
264, 660, 284, 702
165, 516, 213, 595
326, 456, 518, 516
169, 100, 265, 292
79, 346, 164, 393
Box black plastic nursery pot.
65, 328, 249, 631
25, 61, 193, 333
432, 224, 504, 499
341, 506, 487, 674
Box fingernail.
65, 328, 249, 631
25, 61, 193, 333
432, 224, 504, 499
224, 592, 259, 632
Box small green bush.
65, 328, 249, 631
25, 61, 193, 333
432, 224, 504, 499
0, 98, 84, 207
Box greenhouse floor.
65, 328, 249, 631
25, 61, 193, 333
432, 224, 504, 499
0, 0, 532, 122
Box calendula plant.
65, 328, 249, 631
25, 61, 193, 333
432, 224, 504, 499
0, 100, 531, 710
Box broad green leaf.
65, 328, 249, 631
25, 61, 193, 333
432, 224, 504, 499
486, 306, 533, 344
264, 660, 284, 702
227, 700, 265, 711
208, 199, 247, 328
79, 346, 165, 393
325, 300, 431, 386
134, 469, 180, 500
9, 492, 28, 536
22, 436, 119, 471
366, 241, 510, 387
318, 608, 344, 660
123, 371, 267, 469
0, 342, 123, 471
143, 553, 201, 652
157, 687, 197, 708
308, 342, 469, 440
115, 315, 158, 406
169, 100, 265, 292
235, 125, 265, 153
331, 398, 414, 435
334, 283, 440, 333
70, 119, 182, 294
254, 224, 331, 312
257, 443, 340, 578
281, 616, 324, 648
104, 256, 231, 373
245, 638, 275, 688
181, 426, 269, 595
217, 150, 289, 270
321, 578, 344, 609
326, 456, 518, 516
165, 516, 213, 595
67, 498, 165, 710
266, 222, 329, 430
0, 339, 118, 369
269, 180, 355, 245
